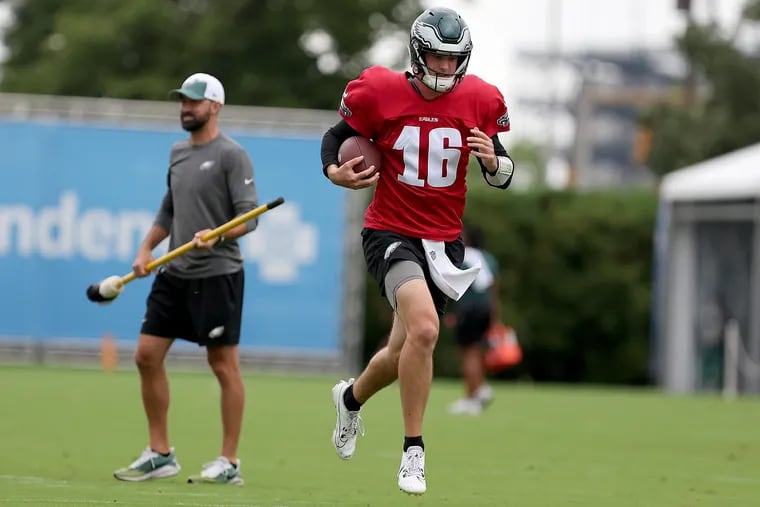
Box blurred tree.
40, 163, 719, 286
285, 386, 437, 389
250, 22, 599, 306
508, 139, 547, 187
642, 0, 760, 176
467, 139, 547, 191
0, 0, 422, 108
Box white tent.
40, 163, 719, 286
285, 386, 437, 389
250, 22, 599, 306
661, 143, 760, 202
655, 143, 760, 395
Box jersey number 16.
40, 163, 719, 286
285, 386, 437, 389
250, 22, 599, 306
393, 126, 462, 188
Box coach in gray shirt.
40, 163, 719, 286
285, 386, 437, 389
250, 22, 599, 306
114, 73, 254, 486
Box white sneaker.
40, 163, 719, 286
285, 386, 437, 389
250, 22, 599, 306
474, 384, 494, 406
447, 397, 483, 416
397, 446, 426, 495
331, 378, 364, 460
113, 447, 181, 482
187, 456, 243, 485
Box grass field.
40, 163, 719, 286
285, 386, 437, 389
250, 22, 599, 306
0, 366, 758, 506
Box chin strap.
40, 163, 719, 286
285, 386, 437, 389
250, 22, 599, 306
484, 156, 514, 187
421, 73, 457, 93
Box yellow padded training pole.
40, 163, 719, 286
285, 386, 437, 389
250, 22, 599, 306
120, 197, 284, 285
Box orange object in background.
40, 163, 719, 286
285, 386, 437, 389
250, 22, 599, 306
100, 334, 119, 372
484, 323, 522, 373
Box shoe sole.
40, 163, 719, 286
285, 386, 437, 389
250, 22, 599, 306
448, 409, 482, 416
114, 463, 181, 482
332, 382, 353, 460
187, 476, 244, 486
399, 486, 426, 495
447, 400, 482, 416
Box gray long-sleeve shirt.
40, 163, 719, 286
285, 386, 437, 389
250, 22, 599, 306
155, 133, 258, 278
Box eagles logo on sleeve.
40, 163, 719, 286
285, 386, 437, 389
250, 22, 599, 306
339, 88, 352, 118
497, 100, 510, 128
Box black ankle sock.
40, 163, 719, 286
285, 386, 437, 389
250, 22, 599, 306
152, 449, 171, 457
343, 384, 363, 411
403, 436, 424, 451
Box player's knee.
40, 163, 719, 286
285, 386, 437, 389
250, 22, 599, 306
406, 315, 439, 352
207, 356, 239, 381
134, 348, 162, 371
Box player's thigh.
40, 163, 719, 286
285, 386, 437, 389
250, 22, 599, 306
141, 271, 194, 340
395, 278, 439, 342
363, 226, 460, 325
189, 270, 244, 347
362, 228, 425, 300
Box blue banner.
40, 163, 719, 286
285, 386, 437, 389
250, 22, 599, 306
0, 119, 345, 354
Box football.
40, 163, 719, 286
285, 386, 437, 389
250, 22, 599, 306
338, 136, 382, 174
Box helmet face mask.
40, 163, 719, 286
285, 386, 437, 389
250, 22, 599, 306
409, 7, 473, 93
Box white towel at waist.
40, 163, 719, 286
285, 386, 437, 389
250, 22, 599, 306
421, 239, 480, 301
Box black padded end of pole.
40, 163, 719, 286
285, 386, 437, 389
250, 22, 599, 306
86, 284, 110, 303
267, 197, 285, 209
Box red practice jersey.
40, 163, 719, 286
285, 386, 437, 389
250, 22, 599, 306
339, 66, 511, 241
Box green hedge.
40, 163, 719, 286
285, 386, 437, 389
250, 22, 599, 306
362, 189, 659, 385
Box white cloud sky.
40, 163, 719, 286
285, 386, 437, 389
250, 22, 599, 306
0, 3, 10, 62
416, 0, 747, 148
0, 0, 749, 147
425, 0, 746, 91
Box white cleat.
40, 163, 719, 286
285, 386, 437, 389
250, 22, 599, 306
448, 384, 494, 415
474, 384, 494, 407
447, 397, 483, 416
398, 446, 426, 495
331, 378, 364, 460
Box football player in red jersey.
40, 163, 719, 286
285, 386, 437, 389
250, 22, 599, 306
320, 6, 514, 495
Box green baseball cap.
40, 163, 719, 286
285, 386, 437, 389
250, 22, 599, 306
170, 73, 225, 104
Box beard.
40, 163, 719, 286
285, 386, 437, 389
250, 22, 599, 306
181, 112, 209, 132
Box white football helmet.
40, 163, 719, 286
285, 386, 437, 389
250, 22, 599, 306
409, 7, 473, 93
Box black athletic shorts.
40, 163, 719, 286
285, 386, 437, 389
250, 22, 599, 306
361, 228, 464, 316
141, 269, 244, 347
454, 303, 492, 347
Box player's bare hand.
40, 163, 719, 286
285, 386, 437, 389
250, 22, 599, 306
192, 229, 218, 249
132, 249, 155, 278
326, 157, 380, 190
467, 127, 498, 173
